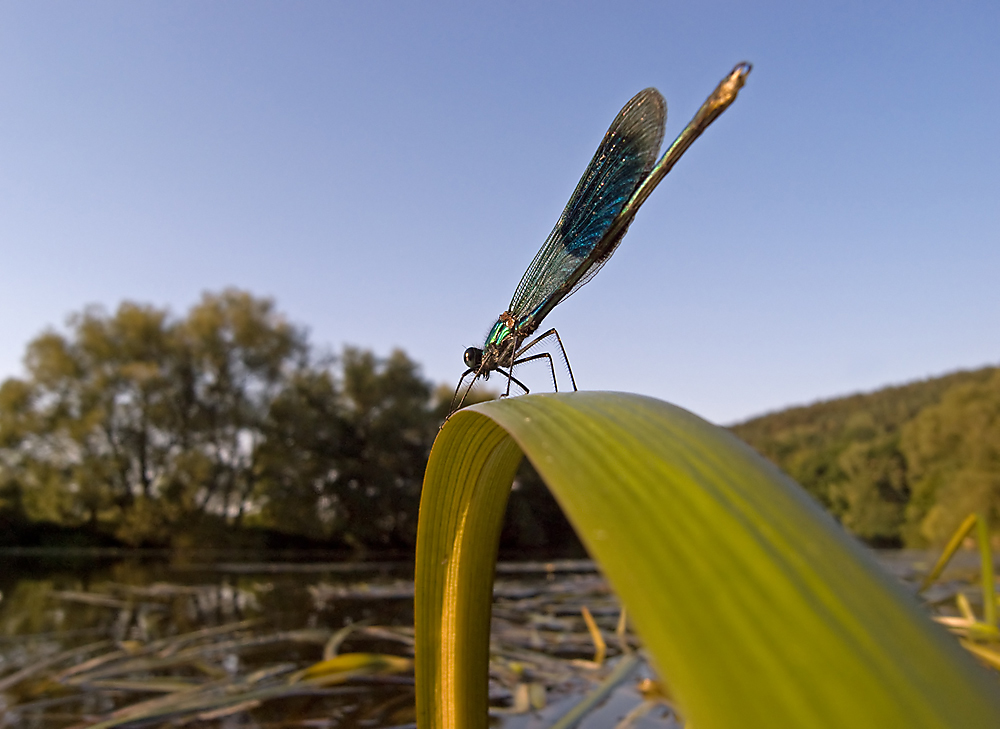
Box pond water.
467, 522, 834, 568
0, 551, 671, 728
0, 551, 421, 728
0, 549, 981, 728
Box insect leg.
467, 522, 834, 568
495, 367, 530, 396
449, 368, 478, 414
503, 336, 522, 398
515, 328, 578, 392
512, 351, 558, 391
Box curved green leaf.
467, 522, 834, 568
415, 392, 1000, 728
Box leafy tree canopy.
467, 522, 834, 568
0, 290, 442, 549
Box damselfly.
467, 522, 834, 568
451, 63, 751, 413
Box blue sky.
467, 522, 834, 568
1, 2, 997, 424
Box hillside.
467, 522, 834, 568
731, 366, 1000, 547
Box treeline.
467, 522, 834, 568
732, 366, 1000, 547
5, 289, 996, 552
0, 290, 577, 553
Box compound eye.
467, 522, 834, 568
464, 347, 483, 369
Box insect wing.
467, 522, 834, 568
508, 89, 666, 328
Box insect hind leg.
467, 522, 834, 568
512, 351, 558, 391
495, 367, 530, 398
514, 328, 578, 392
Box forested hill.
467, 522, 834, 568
731, 366, 1000, 547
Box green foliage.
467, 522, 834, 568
334, 348, 439, 548
253, 368, 346, 541
902, 370, 1000, 545
0, 290, 443, 549
732, 366, 1000, 546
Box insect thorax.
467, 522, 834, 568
479, 315, 517, 370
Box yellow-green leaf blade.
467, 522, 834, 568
416, 392, 1000, 728
414, 409, 523, 729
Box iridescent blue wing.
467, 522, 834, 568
509, 89, 666, 330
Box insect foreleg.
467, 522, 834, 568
449, 368, 478, 414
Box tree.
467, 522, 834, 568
0, 290, 449, 549
252, 368, 346, 541
332, 348, 439, 548
0, 303, 178, 529
901, 370, 1000, 545
173, 289, 307, 525
831, 436, 908, 545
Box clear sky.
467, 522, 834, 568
1, 2, 997, 424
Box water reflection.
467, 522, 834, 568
0, 553, 418, 728
6, 551, 948, 727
